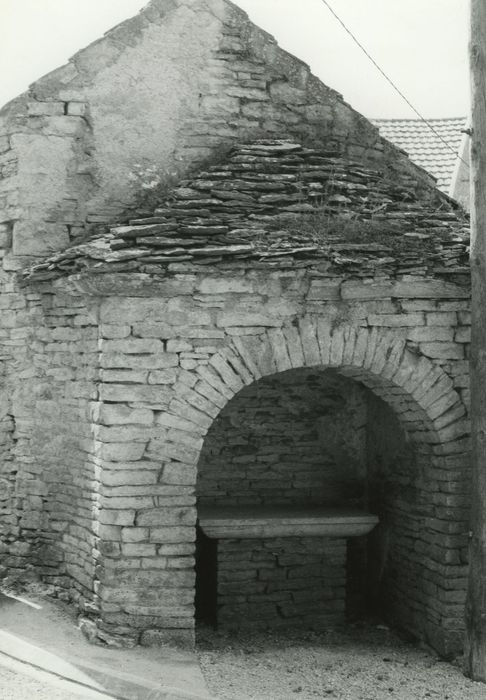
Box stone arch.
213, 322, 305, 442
176, 315, 469, 655
176, 316, 468, 453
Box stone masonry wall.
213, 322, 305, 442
197, 368, 367, 507
5, 287, 101, 609
216, 537, 346, 631
367, 392, 470, 653
13, 265, 468, 654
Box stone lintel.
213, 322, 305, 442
198, 506, 379, 539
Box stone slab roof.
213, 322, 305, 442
21, 140, 469, 286
372, 118, 466, 193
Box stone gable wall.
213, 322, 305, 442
0, 0, 436, 261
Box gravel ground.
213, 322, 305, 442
197, 624, 486, 700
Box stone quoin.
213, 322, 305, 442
0, 0, 471, 658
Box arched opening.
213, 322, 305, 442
195, 365, 427, 639
159, 320, 469, 655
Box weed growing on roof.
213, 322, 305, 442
265, 205, 440, 256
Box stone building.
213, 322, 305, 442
0, 0, 471, 657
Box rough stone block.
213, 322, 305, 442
172, 383, 219, 418
194, 379, 226, 408
307, 280, 342, 301
168, 399, 213, 430
137, 507, 195, 527
419, 343, 465, 360
26, 101, 65, 116
298, 317, 321, 366
98, 442, 147, 462
209, 355, 244, 393
99, 384, 171, 405
426, 312, 458, 326
455, 327, 470, 343
167, 339, 192, 353
122, 543, 156, 557
267, 328, 292, 372
316, 317, 332, 364
162, 463, 197, 486
155, 411, 206, 434
407, 327, 454, 343
197, 277, 254, 294
230, 336, 262, 379
100, 338, 164, 354
100, 324, 131, 339
149, 526, 195, 543
368, 312, 425, 327
148, 369, 178, 384
99, 510, 136, 527
329, 327, 345, 366
102, 471, 158, 487
341, 281, 393, 300
147, 438, 199, 465
392, 279, 470, 299
217, 311, 281, 328
101, 370, 148, 383
100, 405, 154, 426
283, 325, 304, 368
67, 102, 87, 116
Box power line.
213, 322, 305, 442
319, 0, 469, 169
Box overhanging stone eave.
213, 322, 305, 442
32, 261, 472, 300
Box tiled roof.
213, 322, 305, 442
21, 140, 469, 285
372, 118, 466, 193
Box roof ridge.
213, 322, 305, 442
372, 117, 466, 123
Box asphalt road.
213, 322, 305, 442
0, 655, 115, 700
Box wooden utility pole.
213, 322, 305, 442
465, 0, 486, 681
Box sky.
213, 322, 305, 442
0, 0, 470, 119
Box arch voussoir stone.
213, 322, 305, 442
342, 326, 358, 366
224, 348, 254, 386
266, 328, 292, 372
298, 316, 321, 366
283, 324, 305, 368
196, 364, 235, 401
209, 353, 245, 394
179, 318, 467, 456
230, 336, 262, 381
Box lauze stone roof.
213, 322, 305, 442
372, 117, 466, 193
21, 139, 470, 285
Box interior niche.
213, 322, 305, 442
195, 367, 420, 634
